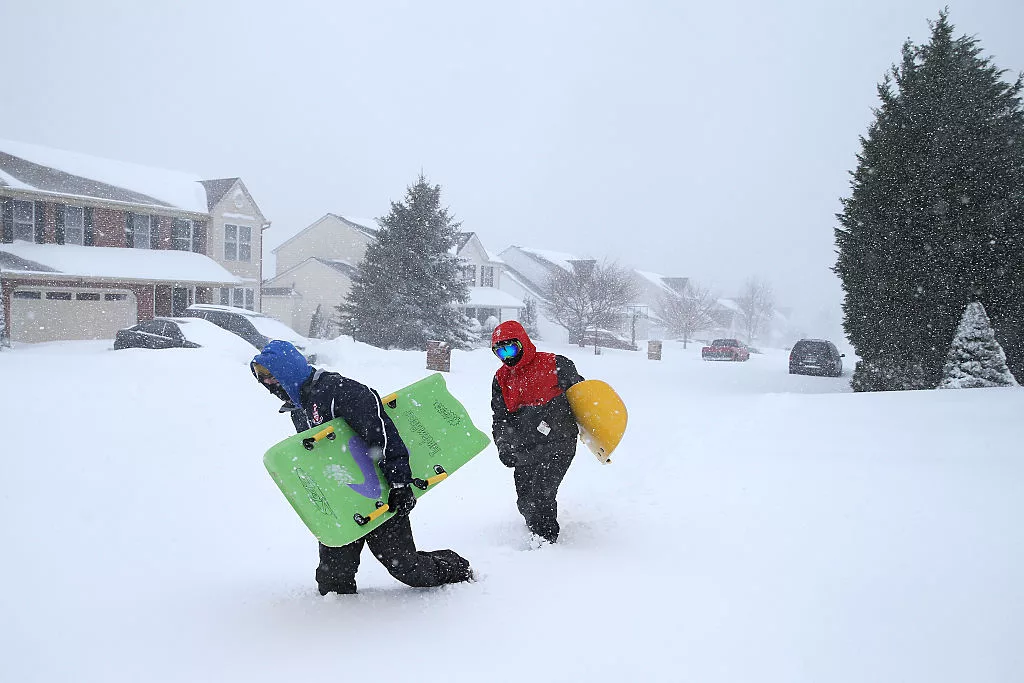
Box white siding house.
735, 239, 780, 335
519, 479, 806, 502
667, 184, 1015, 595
262, 217, 520, 338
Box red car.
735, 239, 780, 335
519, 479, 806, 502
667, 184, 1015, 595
701, 338, 750, 362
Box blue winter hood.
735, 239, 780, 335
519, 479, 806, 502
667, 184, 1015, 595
251, 340, 314, 406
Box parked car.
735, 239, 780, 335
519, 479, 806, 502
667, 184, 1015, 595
114, 317, 255, 357
701, 338, 750, 361
572, 328, 639, 351
789, 339, 845, 377
184, 304, 317, 362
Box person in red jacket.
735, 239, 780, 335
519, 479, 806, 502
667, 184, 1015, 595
490, 321, 584, 543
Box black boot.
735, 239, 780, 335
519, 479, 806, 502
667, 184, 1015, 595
318, 580, 357, 596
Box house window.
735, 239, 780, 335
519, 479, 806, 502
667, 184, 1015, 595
481, 266, 494, 287
64, 206, 85, 245
172, 218, 194, 251
461, 264, 476, 285
104, 293, 127, 301
76, 293, 101, 301
219, 287, 255, 310
224, 224, 251, 261
13, 290, 41, 300
172, 286, 194, 316
13, 200, 34, 242
45, 291, 73, 300
132, 214, 152, 249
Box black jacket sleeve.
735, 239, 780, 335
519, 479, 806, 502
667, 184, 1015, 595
321, 374, 413, 487
491, 376, 517, 466
555, 355, 584, 391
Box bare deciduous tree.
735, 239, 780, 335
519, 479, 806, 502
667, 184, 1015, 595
736, 277, 775, 344
546, 260, 638, 348
660, 282, 716, 349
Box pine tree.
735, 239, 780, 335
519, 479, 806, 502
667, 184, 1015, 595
308, 304, 331, 339
336, 174, 473, 349
938, 301, 1018, 388
521, 297, 540, 340
834, 10, 1024, 391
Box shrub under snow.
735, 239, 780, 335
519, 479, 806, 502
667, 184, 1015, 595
938, 302, 1018, 389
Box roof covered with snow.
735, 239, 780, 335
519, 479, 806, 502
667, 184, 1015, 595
717, 298, 742, 312
635, 270, 679, 295
465, 287, 524, 309
0, 139, 208, 213
0, 240, 242, 285
517, 246, 589, 272
336, 215, 382, 236
199, 178, 239, 211
317, 258, 360, 279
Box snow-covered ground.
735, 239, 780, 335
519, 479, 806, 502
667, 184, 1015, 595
2, 339, 1022, 682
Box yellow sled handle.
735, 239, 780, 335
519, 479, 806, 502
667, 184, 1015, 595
412, 464, 448, 490
354, 500, 390, 526
302, 425, 336, 451
354, 466, 449, 526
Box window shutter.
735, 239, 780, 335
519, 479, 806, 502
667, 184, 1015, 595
193, 221, 205, 253
55, 204, 66, 244
1, 198, 12, 243
34, 201, 46, 243
83, 207, 94, 246
125, 212, 134, 248
151, 215, 160, 249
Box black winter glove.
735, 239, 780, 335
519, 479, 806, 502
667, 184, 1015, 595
498, 450, 518, 468
387, 484, 417, 516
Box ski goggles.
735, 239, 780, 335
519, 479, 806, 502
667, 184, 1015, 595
251, 362, 275, 382
492, 339, 522, 362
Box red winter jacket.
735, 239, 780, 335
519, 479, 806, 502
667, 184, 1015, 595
490, 321, 583, 464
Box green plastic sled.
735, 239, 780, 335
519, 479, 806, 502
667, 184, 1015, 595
263, 373, 490, 547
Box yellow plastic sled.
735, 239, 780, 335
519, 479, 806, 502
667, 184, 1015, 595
565, 379, 628, 464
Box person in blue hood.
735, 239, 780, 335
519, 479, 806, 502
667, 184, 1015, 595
251, 340, 473, 595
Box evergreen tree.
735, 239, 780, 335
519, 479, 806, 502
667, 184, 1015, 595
521, 297, 540, 340
938, 301, 1018, 388
308, 304, 331, 339
834, 10, 1024, 391
336, 174, 473, 349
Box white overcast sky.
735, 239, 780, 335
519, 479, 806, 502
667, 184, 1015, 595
3, 0, 1023, 331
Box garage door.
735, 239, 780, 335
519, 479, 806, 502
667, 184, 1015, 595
11, 288, 138, 343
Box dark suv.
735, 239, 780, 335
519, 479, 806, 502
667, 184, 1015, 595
184, 304, 317, 362
789, 339, 844, 377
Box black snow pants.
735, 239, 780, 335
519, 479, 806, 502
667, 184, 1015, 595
316, 514, 471, 594
513, 438, 577, 542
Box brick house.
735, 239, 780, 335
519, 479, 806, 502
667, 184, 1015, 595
0, 139, 268, 344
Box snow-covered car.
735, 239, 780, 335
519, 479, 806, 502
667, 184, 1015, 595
572, 328, 638, 350
184, 304, 317, 362
789, 339, 844, 377
701, 338, 750, 361
114, 317, 257, 358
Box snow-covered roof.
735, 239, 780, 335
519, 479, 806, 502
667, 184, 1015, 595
0, 167, 33, 190
0, 139, 208, 213
465, 287, 524, 309
717, 298, 742, 312
0, 241, 242, 285
635, 270, 679, 295
501, 265, 548, 301
517, 246, 586, 272
337, 215, 382, 235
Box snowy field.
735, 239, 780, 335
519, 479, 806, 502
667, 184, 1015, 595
2, 337, 1022, 683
